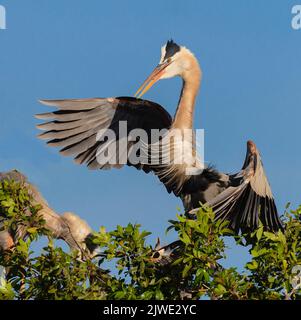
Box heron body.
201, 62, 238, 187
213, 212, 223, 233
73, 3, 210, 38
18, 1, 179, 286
36, 40, 282, 233
0, 170, 96, 258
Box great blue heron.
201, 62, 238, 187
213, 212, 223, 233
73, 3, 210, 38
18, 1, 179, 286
0, 170, 97, 259
36, 40, 282, 233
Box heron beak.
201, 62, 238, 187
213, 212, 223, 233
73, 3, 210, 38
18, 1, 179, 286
134, 61, 171, 98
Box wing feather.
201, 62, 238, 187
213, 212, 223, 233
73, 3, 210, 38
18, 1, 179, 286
190, 141, 282, 232
36, 96, 174, 177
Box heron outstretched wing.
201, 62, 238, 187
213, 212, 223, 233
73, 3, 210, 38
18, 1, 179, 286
36, 97, 221, 196
190, 141, 283, 232
36, 97, 172, 169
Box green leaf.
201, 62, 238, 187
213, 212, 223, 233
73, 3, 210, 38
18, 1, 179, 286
246, 261, 258, 270
214, 284, 226, 296
114, 291, 126, 299
27, 227, 37, 234
155, 289, 164, 300
263, 232, 278, 241
182, 262, 192, 278
256, 226, 264, 241
180, 232, 191, 245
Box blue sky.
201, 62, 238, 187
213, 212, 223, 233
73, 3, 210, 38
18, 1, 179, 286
0, 0, 300, 270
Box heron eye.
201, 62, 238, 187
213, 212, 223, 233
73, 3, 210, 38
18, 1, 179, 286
167, 58, 172, 63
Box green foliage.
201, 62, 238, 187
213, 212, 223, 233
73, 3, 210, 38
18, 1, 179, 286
244, 207, 301, 299
0, 178, 48, 242
1, 178, 301, 300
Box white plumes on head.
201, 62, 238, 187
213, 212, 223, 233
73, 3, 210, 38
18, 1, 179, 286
159, 45, 200, 80
159, 43, 194, 64
159, 45, 167, 64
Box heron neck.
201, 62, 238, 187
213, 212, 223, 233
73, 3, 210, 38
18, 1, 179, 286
172, 64, 201, 130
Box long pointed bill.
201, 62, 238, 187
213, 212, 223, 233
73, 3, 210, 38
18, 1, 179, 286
134, 61, 171, 99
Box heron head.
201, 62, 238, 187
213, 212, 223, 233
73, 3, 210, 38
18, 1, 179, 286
135, 39, 199, 98
61, 212, 98, 259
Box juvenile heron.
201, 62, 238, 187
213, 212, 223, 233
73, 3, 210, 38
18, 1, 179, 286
36, 40, 282, 233
0, 170, 97, 259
